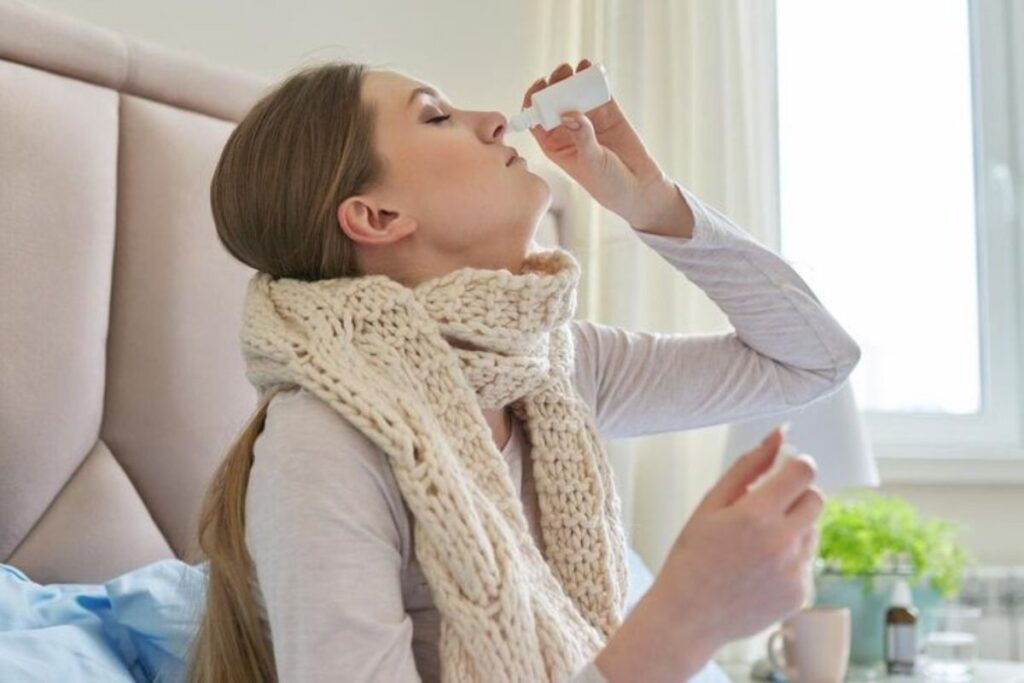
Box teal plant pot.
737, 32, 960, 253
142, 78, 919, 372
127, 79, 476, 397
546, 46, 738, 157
813, 570, 946, 667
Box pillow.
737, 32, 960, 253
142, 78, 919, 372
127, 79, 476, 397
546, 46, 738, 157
0, 559, 207, 683
103, 559, 208, 682
0, 562, 139, 682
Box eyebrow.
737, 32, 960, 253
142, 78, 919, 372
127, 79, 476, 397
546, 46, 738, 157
406, 85, 447, 108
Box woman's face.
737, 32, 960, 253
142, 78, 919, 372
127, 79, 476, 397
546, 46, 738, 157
337, 68, 551, 287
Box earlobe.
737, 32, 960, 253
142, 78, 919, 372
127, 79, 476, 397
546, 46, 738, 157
337, 197, 417, 245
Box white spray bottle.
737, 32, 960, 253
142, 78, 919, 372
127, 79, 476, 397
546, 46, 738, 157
507, 62, 612, 132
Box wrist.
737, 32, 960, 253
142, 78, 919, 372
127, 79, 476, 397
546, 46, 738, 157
628, 177, 696, 239
646, 579, 721, 667
595, 581, 719, 683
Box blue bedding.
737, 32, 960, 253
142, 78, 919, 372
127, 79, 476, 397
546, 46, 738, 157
0, 560, 207, 683
0, 548, 728, 682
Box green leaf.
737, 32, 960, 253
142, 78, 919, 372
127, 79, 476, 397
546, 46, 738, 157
816, 491, 976, 599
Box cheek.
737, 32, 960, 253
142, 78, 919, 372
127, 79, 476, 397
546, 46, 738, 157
410, 132, 491, 176
431, 145, 493, 184
406, 140, 525, 248
418, 146, 509, 210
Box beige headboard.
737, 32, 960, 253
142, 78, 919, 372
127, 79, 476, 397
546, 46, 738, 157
0, 0, 576, 584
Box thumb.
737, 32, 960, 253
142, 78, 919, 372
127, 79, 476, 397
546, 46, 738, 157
697, 423, 788, 513
559, 111, 601, 165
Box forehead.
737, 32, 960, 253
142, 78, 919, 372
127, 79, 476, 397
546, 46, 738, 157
364, 69, 449, 112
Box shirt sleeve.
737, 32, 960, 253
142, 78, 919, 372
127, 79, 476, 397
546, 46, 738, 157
570, 180, 862, 441
245, 388, 422, 682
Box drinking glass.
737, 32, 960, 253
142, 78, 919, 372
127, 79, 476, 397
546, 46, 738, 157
922, 604, 982, 682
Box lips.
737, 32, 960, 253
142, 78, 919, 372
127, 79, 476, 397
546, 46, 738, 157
505, 148, 519, 166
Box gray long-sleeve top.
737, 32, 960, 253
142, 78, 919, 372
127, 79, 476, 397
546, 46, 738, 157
244, 181, 862, 682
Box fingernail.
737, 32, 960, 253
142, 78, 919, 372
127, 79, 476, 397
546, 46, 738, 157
561, 114, 581, 130
780, 420, 792, 436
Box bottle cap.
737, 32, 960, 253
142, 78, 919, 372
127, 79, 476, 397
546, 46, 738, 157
889, 579, 914, 608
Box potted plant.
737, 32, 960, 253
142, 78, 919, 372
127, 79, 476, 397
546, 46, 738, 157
812, 491, 976, 673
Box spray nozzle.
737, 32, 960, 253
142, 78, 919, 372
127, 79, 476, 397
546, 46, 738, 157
507, 108, 537, 133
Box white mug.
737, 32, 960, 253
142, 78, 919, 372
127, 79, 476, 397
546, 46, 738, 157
767, 606, 851, 682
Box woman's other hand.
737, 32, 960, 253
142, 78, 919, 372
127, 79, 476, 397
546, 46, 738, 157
521, 60, 688, 234
648, 425, 824, 651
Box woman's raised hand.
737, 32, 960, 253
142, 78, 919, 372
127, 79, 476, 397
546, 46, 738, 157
648, 426, 824, 652
521, 60, 677, 231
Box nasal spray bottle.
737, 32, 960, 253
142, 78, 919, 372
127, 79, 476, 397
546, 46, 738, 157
507, 62, 612, 132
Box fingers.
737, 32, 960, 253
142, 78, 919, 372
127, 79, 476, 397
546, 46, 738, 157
699, 426, 785, 512
549, 62, 574, 83
746, 449, 818, 516
522, 77, 546, 110
786, 485, 826, 530
523, 59, 594, 110
797, 525, 820, 563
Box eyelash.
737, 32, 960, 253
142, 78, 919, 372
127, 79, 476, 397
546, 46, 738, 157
427, 114, 451, 124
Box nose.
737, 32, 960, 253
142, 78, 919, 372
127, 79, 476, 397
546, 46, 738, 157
481, 110, 510, 141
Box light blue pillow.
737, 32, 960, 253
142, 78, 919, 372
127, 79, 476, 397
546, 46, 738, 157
103, 560, 208, 682
0, 560, 207, 683
1, 562, 141, 682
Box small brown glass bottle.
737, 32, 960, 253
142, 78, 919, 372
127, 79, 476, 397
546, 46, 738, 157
885, 579, 919, 675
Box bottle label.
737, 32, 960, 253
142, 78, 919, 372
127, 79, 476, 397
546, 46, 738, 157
886, 623, 917, 662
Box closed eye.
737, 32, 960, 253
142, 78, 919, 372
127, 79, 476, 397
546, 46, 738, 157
427, 114, 452, 124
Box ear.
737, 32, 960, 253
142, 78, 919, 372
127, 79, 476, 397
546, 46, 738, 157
337, 195, 418, 246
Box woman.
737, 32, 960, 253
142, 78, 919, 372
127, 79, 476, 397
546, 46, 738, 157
186, 59, 860, 682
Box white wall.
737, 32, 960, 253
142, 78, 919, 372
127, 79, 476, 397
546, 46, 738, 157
25, 0, 550, 137
26, 0, 1021, 570
876, 484, 1024, 567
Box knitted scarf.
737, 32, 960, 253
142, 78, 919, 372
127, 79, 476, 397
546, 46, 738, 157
239, 246, 629, 682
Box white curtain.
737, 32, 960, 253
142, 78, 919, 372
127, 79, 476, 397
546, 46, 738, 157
533, 0, 781, 664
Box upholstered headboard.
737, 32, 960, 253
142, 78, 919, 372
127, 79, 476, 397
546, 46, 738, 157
0, 0, 577, 584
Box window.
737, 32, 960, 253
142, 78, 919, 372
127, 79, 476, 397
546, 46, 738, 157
773, 0, 1022, 467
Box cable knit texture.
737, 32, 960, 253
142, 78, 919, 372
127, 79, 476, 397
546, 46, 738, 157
239, 246, 629, 682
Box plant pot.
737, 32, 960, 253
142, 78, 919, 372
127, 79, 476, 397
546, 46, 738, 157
813, 570, 946, 668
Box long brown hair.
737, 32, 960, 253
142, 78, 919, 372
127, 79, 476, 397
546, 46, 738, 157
184, 60, 386, 682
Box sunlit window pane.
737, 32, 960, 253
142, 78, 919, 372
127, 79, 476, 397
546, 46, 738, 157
775, 0, 981, 414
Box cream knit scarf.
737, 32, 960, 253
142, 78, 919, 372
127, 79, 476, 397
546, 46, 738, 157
240, 246, 629, 682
